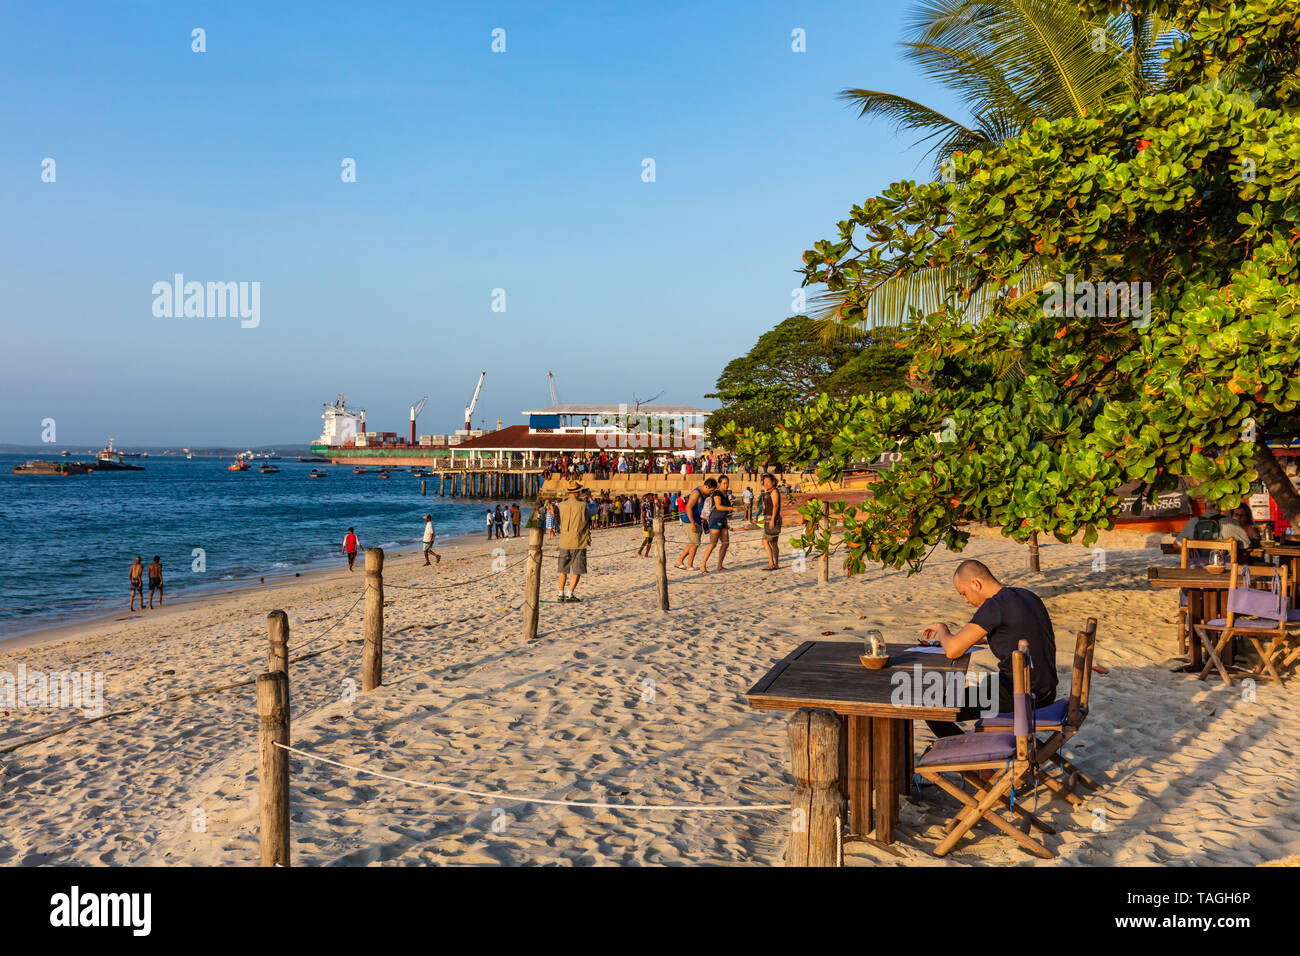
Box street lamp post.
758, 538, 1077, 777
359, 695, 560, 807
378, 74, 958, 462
581, 416, 590, 476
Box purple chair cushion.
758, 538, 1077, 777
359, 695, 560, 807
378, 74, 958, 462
916, 731, 1015, 768
975, 698, 1081, 730
1202, 617, 1281, 631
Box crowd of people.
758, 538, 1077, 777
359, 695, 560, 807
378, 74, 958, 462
542, 450, 775, 481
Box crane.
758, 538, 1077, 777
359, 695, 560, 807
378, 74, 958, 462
464, 371, 486, 432
547, 370, 560, 406
409, 395, 427, 444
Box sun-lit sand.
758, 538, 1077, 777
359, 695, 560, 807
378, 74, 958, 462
1, 521, 1297, 866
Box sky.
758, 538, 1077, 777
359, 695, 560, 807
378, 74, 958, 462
1, 0, 964, 447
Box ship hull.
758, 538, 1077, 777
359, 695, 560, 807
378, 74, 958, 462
310, 444, 461, 466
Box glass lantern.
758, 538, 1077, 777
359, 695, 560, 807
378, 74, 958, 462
863, 629, 887, 658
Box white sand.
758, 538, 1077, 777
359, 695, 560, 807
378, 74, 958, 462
0, 524, 1296, 866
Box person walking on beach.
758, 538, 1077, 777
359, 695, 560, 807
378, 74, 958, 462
699, 475, 736, 573
742, 484, 754, 523
919, 559, 1058, 738
510, 503, 521, 537
760, 473, 782, 570
674, 478, 716, 571
147, 556, 164, 608
494, 505, 506, 539
486, 509, 494, 539
638, 492, 657, 557
556, 481, 591, 602
422, 514, 441, 566
342, 527, 360, 570
129, 556, 145, 611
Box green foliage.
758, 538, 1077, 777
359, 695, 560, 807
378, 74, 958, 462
735, 0, 1300, 573
705, 317, 909, 443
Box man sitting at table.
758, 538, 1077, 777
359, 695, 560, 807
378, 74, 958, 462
920, 559, 1058, 738
1173, 507, 1253, 558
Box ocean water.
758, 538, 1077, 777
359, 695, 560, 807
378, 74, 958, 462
0, 454, 519, 637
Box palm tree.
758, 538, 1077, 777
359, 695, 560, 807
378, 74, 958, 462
814, 0, 1178, 337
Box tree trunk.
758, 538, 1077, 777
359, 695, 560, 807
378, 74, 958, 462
1254, 440, 1300, 525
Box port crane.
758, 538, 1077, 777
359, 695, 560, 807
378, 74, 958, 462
464, 371, 486, 432
409, 395, 427, 444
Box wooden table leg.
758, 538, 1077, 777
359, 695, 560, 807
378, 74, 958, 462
872, 717, 900, 844
846, 716, 872, 839
901, 721, 914, 795
1187, 590, 1205, 670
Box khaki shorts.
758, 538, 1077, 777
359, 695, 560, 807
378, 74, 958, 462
558, 549, 587, 575
684, 524, 701, 547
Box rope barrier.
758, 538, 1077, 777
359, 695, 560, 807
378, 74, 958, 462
273, 742, 786, 813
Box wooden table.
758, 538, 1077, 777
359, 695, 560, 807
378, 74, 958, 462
746, 640, 970, 846
1147, 567, 1235, 670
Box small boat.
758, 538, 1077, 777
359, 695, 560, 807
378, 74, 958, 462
228, 459, 250, 472
378, 471, 390, 479
353, 467, 368, 475
309, 468, 327, 478
259, 464, 280, 474
91, 438, 145, 471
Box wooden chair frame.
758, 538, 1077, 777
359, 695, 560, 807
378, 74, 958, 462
976, 618, 1100, 805
915, 642, 1055, 859
1177, 539, 1239, 654
1193, 563, 1293, 685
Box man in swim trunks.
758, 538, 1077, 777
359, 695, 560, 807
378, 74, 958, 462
147, 555, 164, 608
422, 514, 441, 566
342, 527, 359, 570
129, 555, 145, 611
760, 472, 782, 570
674, 478, 716, 571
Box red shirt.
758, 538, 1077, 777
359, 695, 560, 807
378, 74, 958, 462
344, 533, 358, 553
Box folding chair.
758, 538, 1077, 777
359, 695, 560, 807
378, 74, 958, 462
1193, 564, 1292, 685
975, 618, 1099, 805
915, 641, 1055, 859
1177, 539, 1239, 655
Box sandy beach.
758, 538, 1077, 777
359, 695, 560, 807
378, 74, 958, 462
1, 521, 1297, 866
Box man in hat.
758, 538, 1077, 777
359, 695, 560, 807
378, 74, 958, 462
422, 514, 440, 566
557, 480, 591, 602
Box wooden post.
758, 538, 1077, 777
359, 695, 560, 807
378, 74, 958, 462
872, 717, 900, 843
523, 527, 543, 641
362, 547, 384, 691
787, 708, 845, 867
1028, 531, 1041, 572
421, 480, 427, 496
846, 715, 872, 837
819, 514, 830, 585
266, 610, 289, 716
256, 671, 290, 867
654, 516, 669, 611
439, 474, 445, 497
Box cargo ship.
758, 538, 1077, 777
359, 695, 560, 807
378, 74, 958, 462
308, 389, 488, 466
13, 460, 93, 476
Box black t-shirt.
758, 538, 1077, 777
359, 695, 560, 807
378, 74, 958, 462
970, 587, 1058, 700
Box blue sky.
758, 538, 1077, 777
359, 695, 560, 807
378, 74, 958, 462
1, 1, 961, 446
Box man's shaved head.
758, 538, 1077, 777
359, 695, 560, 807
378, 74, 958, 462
954, 559, 998, 587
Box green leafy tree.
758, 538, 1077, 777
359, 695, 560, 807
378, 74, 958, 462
816, 0, 1179, 336
706, 317, 909, 442
726, 0, 1300, 574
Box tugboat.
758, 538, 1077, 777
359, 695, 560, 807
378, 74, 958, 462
13, 460, 92, 476
228, 458, 250, 472
91, 438, 145, 472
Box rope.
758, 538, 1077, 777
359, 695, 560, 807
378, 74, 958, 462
273, 742, 786, 813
